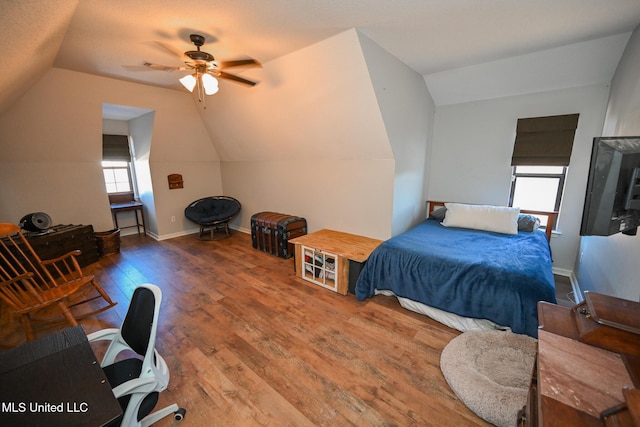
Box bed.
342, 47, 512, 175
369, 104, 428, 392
355, 201, 557, 337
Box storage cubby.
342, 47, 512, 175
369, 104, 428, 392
301, 246, 338, 292
290, 230, 383, 296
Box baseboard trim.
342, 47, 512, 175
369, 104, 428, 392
569, 271, 583, 303
155, 228, 199, 241
153, 225, 250, 241
231, 225, 251, 235
551, 267, 572, 277
552, 267, 583, 304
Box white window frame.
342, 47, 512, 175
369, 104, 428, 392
102, 160, 134, 194
509, 166, 567, 229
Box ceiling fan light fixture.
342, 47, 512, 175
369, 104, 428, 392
145, 34, 259, 103
201, 73, 219, 95
179, 74, 197, 92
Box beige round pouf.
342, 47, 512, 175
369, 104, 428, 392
440, 330, 537, 427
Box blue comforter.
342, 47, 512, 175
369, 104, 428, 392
355, 218, 556, 337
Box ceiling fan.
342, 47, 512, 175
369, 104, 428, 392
142, 34, 261, 103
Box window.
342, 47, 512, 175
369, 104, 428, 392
509, 114, 579, 230
102, 161, 133, 194
509, 166, 566, 228
102, 134, 135, 195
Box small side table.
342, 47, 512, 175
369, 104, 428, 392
289, 229, 382, 295
110, 201, 146, 235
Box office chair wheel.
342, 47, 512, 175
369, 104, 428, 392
174, 407, 187, 421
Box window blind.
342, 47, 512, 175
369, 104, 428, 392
511, 114, 579, 166
102, 134, 131, 161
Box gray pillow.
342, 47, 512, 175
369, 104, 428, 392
431, 206, 447, 221
517, 214, 541, 232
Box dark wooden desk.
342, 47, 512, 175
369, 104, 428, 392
110, 201, 145, 235
0, 326, 122, 426
520, 302, 639, 427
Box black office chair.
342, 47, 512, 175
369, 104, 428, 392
88, 284, 186, 427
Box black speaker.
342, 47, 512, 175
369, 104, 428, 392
19, 212, 52, 232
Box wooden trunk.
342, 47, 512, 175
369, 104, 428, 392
23, 224, 99, 267
250, 212, 307, 259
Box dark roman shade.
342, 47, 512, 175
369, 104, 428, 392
102, 134, 131, 162
511, 114, 579, 166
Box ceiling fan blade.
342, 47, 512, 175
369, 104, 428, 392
142, 61, 186, 72
154, 41, 187, 59
123, 65, 156, 71
218, 58, 262, 69
217, 71, 258, 86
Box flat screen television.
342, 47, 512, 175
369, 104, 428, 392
580, 136, 640, 236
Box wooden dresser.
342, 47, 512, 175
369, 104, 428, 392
520, 293, 640, 426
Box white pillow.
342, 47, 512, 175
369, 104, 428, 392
442, 203, 520, 235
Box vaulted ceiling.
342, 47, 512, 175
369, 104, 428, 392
2, 0, 640, 115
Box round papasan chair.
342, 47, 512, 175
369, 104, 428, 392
184, 196, 241, 240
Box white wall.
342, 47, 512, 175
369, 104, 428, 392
428, 84, 610, 273
0, 29, 431, 243
0, 68, 222, 238
103, 119, 129, 135
197, 29, 397, 239
201, 29, 392, 163
576, 25, 640, 302
357, 31, 436, 236
221, 159, 394, 239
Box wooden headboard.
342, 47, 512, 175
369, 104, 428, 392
426, 200, 557, 242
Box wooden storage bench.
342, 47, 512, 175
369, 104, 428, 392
289, 229, 382, 295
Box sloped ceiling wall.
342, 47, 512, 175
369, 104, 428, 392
199, 29, 392, 162
198, 29, 399, 239
0, 69, 222, 235
0, 27, 429, 241
357, 31, 435, 235
0, 0, 78, 115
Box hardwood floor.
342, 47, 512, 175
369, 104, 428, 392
0, 231, 571, 426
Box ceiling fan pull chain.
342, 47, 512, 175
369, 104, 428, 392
196, 71, 203, 101
195, 71, 207, 109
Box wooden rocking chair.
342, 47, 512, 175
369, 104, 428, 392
0, 223, 117, 338
0, 270, 81, 341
